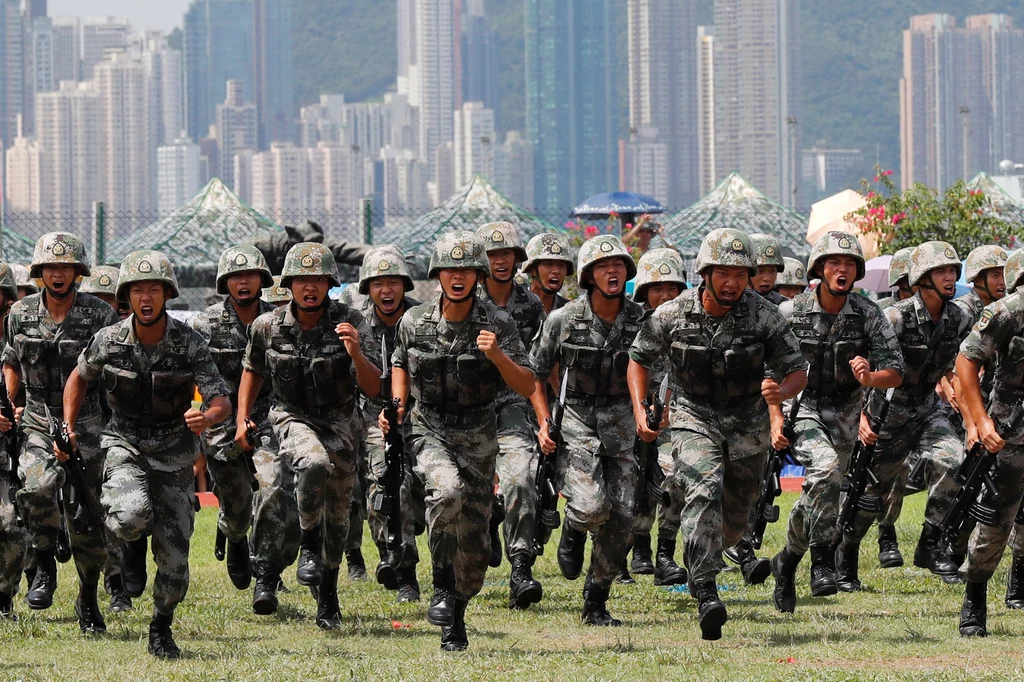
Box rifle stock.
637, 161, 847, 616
372, 335, 405, 570
533, 369, 567, 556
837, 387, 896, 538
751, 393, 803, 549
0, 373, 20, 522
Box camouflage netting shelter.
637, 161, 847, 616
108, 179, 283, 288
0, 228, 37, 264
380, 174, 557, 273
662, 173, 810, 260
967, 172, 1024, 223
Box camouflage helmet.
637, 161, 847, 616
695, 228, 756, 277
30, 231, 90, 279
11, 264, 37, 293
577, 235, 637, 286
280, 242, 341, 289
887, 247, 915, 287
776, 258, 807, 288
215, 245, 273, 295
358, 245, 414, 294
908, 241, 962, 286
1003, 250, 1024, 294
633, 248, 686, 304
964, 245, 1009, 283
807, 230, 866, 281
428, 231, 490, 279
116, 250, 179, 302
262, 275, 292, 303
79, 265, 119, 297
477, 222, 528, 262
748, 233, 786, 270
0, 262, 17, 302
523, 233, 575, 276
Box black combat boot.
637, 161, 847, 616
835, 539, 862, 592
557, 519, 586, 581
396, 566, 420, 603
27, 548, 57, 610
426, 564, 457, 627
630, 533, 655, 575
616, 554, 635, 584
488, 509, 503, 569
770, 547, 802, 613
960, 580, 988, 637
943, 550, 966, 584
913, 522, 958, 577
148, 611, 181, 659
693, 580, 727, 641
0, 591, 13, 620
1006, 555, 1024, 609
653, 536, 688, 586
76, 580, 106, 634
509, 555, 543, 610
809, 543, 838, 597
346, 549, 367, 582
440, 599, 469, 651
375, 542, 399, 590
581, 575, 621, 627
252, 562, 281, 615
226, 537, 252, 590
315, 567, 341, 630
877, 524, 904, 568
105, 574, 132, 613
121, 536, 148, 598
725, 540, 771, 586
296, 528, 323, 587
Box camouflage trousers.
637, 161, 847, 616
558, 405, 637, 590
365, 422, 424, 568
410, 411, 497, 602
631, 439, 681, 537
963, 443, 1024, 582
786, 404, 858, 554
203, 420, 255, 543
841, 407, 963, 545
251, 440, 300, 572
17, 411, 110, 583
0, 472, 26, 596
275, 417, 358, 570
345, 442, 367, 553
102, 445, 194, 615
495, 402, 540, 560
672, 427, 766, 584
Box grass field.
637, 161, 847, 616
2, 492, 1023, 681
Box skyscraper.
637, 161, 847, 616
253, 0, 295, 147
51, 17, 80, 82
82, 16, 130, 77
461, 0, 499, 124
625, 0, 698, 207
157, 136, 202, 213
714, 0, 801, 206
35, 81, 102, 216
22, 16, 55, 135
142, 32, 184, 148
183, 0, 254, 143
4, 128, 42, 213
526, 0, 617, 210
453, 101, 495, 188
964, 15, 1024, 173
216, 79, 258, 188
0, 0, 24, 148
494, 130, 534, 208
697, 26, 716, 196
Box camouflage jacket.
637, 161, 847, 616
3, 291, 118, 421
77, 314, 230, 470
361, 294, 420, 424
759, 289, 786, 307
192, 299, 275, 408
866, 292, 971, 433
959, 290, 1024, 443
477, 282, 545, 412
393, 295, 528, 431
954, 287, 996, 397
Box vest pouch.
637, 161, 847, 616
407, 348, 444, 406
607, 351, 630, 396
266, 349, 305, 407
309, 356, 341, 406
58, 339, 85, 384
20, 337, 51, 389
833, 339, 869, 393
210, 347, 243, 386
102, 366, 142, 419
724, 343, 764, 400
900, 344, 929, 387
672, 343, 712, 398
456, 352, 499, 406
1001, 336, 1024, 388
563, 344, 599, 394
150, 371, 195, 421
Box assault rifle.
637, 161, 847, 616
636, 374, 671, 516
372, 335, 405, 570
215, 419, 264, 562
751, 391, 803, 550
46, 404, 99, 561
0, 373, 20, 522
533, 368, 568, 556
837, 387, 896, 536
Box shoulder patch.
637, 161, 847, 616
977, 308, 994, 331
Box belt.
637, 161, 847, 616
563, 393, 628, 408
416, 405, 494, 426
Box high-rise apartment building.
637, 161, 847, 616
697, 26, 716, 196
216, 79, 258, 188
0, 0, 24, 147
22, 16, 55, 135
526, 0, 617, 210
82, 16, 130, 77
494, 130, 534, 208
461, 0, 498, 124
157, 136, 202, 212
621, 126, 670, 204
35, 80, 102, 215
309, 142, 365, 211
250, 141, 308, 221
142, 32, 184, 148
253, 0, 295, 147
714, 0, 801, 206
453, 101, 495, 188
51, 17, 79, 82
4, 128, 42, 212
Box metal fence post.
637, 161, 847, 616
360, 197, 373, 244
92, 201, 105, 265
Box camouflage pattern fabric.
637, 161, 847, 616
749, 233, 786, 269
262, 276, 292, 305
0, 331, 27, 597
29, 232, 91, 279
215, 245, 273, 295
393, 295, 528, 601
427, 231, 490, 279
629, 287, 807, 583
633, 248, 687, 305
963, 245, 1008, 283
907, 241, 961, 287
12, 264, 37, 294
78, 265, 118, 297
694, 229, 756, 275
523, 233, 575, 276
251, 439, 301, 573
280, 242, 341, 289
807, 231, 866, 281
477, 222, 528, 262
116, 250, 180, 301
576, 235, 637, 285
531, 294, 646, 589
776, 258, 807, 289
630, 437, 679, 535
888, 248, 915, 288
345, 443, 367, 553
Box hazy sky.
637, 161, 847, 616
47, 1, 192, 33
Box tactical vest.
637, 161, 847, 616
17, 302, 102, 409
788, 295, 868, 398
507, 286, 543, 350
264, 304, 355, 415
102, 322, 195, 433
668, 293, 766, 407
559, 299, 643, 401
894, 301, 962, 397
205, 301, 272, 391
406, 304, 502, 413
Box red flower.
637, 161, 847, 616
608, 211, 619, 218
585, 226, 599, 238
874, 176, 880, 182
624, 223, 633, 230
885, 170, 893, 176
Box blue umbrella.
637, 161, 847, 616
572, 192, 665, 218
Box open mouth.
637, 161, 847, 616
51, 281, 66, 292
303, 294, 319, 306
140, 304, 154, 317
606, 276, 621, 292
380, 295, 396, 311
237, 287, 252, 299
493, 265, 509, 277
836, 275, 849, 289
450, 283, 466, 296
546, 276, 562, 289
756, 282, 771, 293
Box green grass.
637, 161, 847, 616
2, 493, 1023, 680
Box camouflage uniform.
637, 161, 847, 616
77, 251, 230, 621
629, 229, 806, 640
12, 264, 37, 296
772, 232, 903, 611
263, 276, 292, 306
749, 233, 787, 306
837, 242, 972, 589
3, 233, 119, 612
773, 258, 808, 299
0, 263, 26, 612
523, 233, 575, 313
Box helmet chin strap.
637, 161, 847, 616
232, 294, 261, 308
134, 307, 166, 328
824, 281, 853, 298
490, 272, 514, 284
705, 279, 739, 308
45, 285, 72, 300
539, 282, 561, 295
596, 284, 624, 300
295, 298, 328, 314
920, 272, 955, 302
